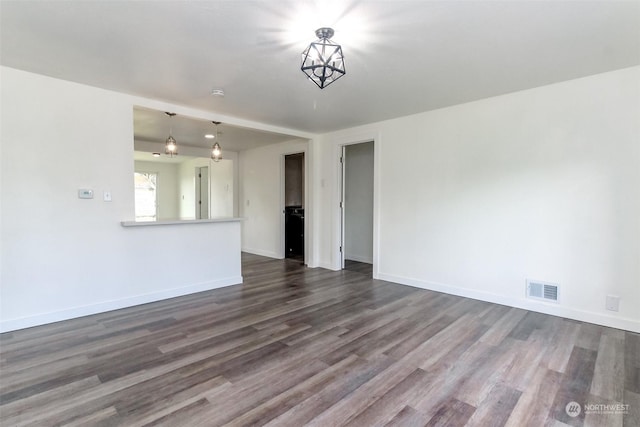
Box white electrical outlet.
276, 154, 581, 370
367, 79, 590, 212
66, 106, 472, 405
605, 295, 620, 312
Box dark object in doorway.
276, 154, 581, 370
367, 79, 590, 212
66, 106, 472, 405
285, 206, 304, 259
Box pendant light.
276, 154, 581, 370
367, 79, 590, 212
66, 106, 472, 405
165, 112, 178, 157
301, 27, 346, 89
211, 121, 222, 162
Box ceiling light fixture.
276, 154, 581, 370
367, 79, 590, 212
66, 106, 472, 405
211, 121, 222, 162
152, 152, 161, 157
301, 27, 345, 89
205, 134, 215, 139
164, 112, 178, 157
211, 89, 225, 97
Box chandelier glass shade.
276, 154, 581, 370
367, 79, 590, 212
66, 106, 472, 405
211, 121, 222, 162
165, 112, 178, 157
301, 27, 345, 89
211, 142, 222, 162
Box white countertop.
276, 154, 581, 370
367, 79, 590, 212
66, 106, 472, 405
120, 218, 244, 227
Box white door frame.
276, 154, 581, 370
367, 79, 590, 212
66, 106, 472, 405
280, 149, 309, 264
340, 145, 346, 269
334, 132, 381, 278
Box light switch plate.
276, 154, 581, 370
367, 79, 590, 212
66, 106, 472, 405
103, 191, 112, 202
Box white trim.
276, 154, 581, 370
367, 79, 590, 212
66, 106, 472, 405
318, 261, 339, 271
280, 154, 286, 258
345, 254, 373, 264
304, 144, 312, 266
340, 145, 346, 269
280, 149, 309, 262
0, 276, 243, 333
377, 272, 640, 333
242, 247, 283, 259
331, 131, 381, 278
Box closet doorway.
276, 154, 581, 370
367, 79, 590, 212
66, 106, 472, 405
341, 141, 374, 276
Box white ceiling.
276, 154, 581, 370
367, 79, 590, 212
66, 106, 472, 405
133, 107, 304, 152
2, 1, 639, 134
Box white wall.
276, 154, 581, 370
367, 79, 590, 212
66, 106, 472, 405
178, 157, 210, 219
0, 67, 243, 332
135, 139, 242, 220
4, 64, 637, 334
134, 160, 179, 220
315, 66, 640, 332
344, 142, 374, 264
239, 139, 308, 259
210, 159, 234, 218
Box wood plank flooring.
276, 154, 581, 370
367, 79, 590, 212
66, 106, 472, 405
1, 253, 638, 426
344, 260, 373, 277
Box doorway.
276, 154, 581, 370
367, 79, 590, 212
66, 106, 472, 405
284, 153, 305, 261
209, 159, 234, 218
195, 166, 209, 219
341, 141, 374, 276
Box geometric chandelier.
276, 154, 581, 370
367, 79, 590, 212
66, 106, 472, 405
301, 27, 346, 89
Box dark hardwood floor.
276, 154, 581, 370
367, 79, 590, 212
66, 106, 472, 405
344, 260, 373, 277
0, 253, 638, 426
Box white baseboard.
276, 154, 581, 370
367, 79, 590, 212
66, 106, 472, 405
377, 272, 640, 333
0, 276, 243, 333
318, 261, 339, 271
345, 254, 373, 264
242, 247, 283, 259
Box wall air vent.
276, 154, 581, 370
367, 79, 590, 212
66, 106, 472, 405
526, 279, 559, 303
